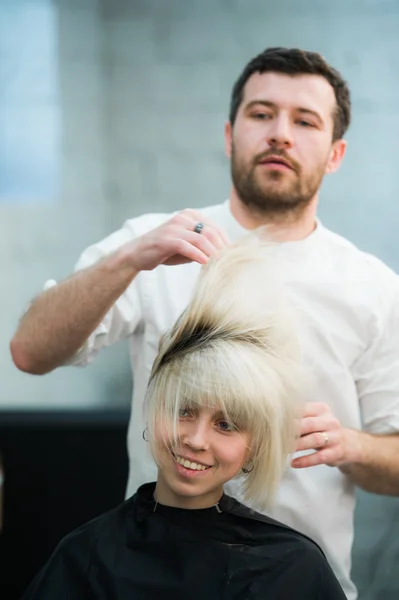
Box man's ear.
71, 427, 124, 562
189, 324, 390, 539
325, 138, 347, 174
225, 121, 233, 159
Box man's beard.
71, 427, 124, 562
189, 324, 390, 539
231, 144, 327, 219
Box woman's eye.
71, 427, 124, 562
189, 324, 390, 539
178, 408, 191, 418
217, 420, 235, 432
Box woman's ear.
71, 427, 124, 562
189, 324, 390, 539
241, 441, 255, 473
241, 459, 254, 474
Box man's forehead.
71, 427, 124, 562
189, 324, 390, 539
242, 71, 336, 115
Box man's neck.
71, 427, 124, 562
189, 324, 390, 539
229, 191, 318, 242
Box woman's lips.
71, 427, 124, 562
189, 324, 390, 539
173, 453, 213, 477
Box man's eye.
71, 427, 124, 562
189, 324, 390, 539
297, 120, 314, 127
253, 113, 270, 120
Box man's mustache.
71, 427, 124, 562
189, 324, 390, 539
254, 149, 300, 174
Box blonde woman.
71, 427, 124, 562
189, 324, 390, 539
23, 240, 345, 600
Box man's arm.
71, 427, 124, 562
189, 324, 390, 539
292, 402, 399, 495
339, 431, 399, 495
10, 247, 139, 375
10, 209, 229, 376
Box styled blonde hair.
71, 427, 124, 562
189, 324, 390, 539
146, 234, 304, 511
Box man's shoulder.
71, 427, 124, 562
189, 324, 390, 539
319, 224, 398, 285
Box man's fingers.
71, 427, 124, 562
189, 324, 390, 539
182, 230, 220, 257
296, 430, 337, 452
302, 402, 331, 417
291, 448, 336, 469
177, 210, 231, 248
169, 240, 209, 265
153, 209, 231, 269
201, 226, 230, 251
300, 414, 340, 437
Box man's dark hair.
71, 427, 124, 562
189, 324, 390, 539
229, 47, 351, 141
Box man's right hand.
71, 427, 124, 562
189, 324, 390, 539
123, 209, 231, 272
10, 209, 230, 374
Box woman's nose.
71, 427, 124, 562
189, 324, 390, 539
182, 419, 210, 451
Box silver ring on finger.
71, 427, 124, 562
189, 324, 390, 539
193, 222, 204, 234
322, 432, 329, 446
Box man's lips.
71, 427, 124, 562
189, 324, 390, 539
258, 156, 295, 170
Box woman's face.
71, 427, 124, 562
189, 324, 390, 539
154, 405, 251, 509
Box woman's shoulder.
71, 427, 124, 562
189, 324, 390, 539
222, 494, 324, 555
21, 498, 138, 599
55, 494, 137, 562
222, 496, 346, 599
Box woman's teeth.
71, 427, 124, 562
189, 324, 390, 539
175, 455, 210, 471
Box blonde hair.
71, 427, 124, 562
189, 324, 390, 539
146, 234, 304, 511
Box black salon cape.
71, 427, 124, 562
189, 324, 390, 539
22, 483, 346, 600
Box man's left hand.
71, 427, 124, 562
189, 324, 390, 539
291, 402, 363, 468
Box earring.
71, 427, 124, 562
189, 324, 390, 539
142, 428, 149, 442
242, 461, 254, 474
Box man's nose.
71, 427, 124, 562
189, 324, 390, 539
266, 115, 294, 149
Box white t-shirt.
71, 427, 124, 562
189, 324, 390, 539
51, 200, 399, 600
